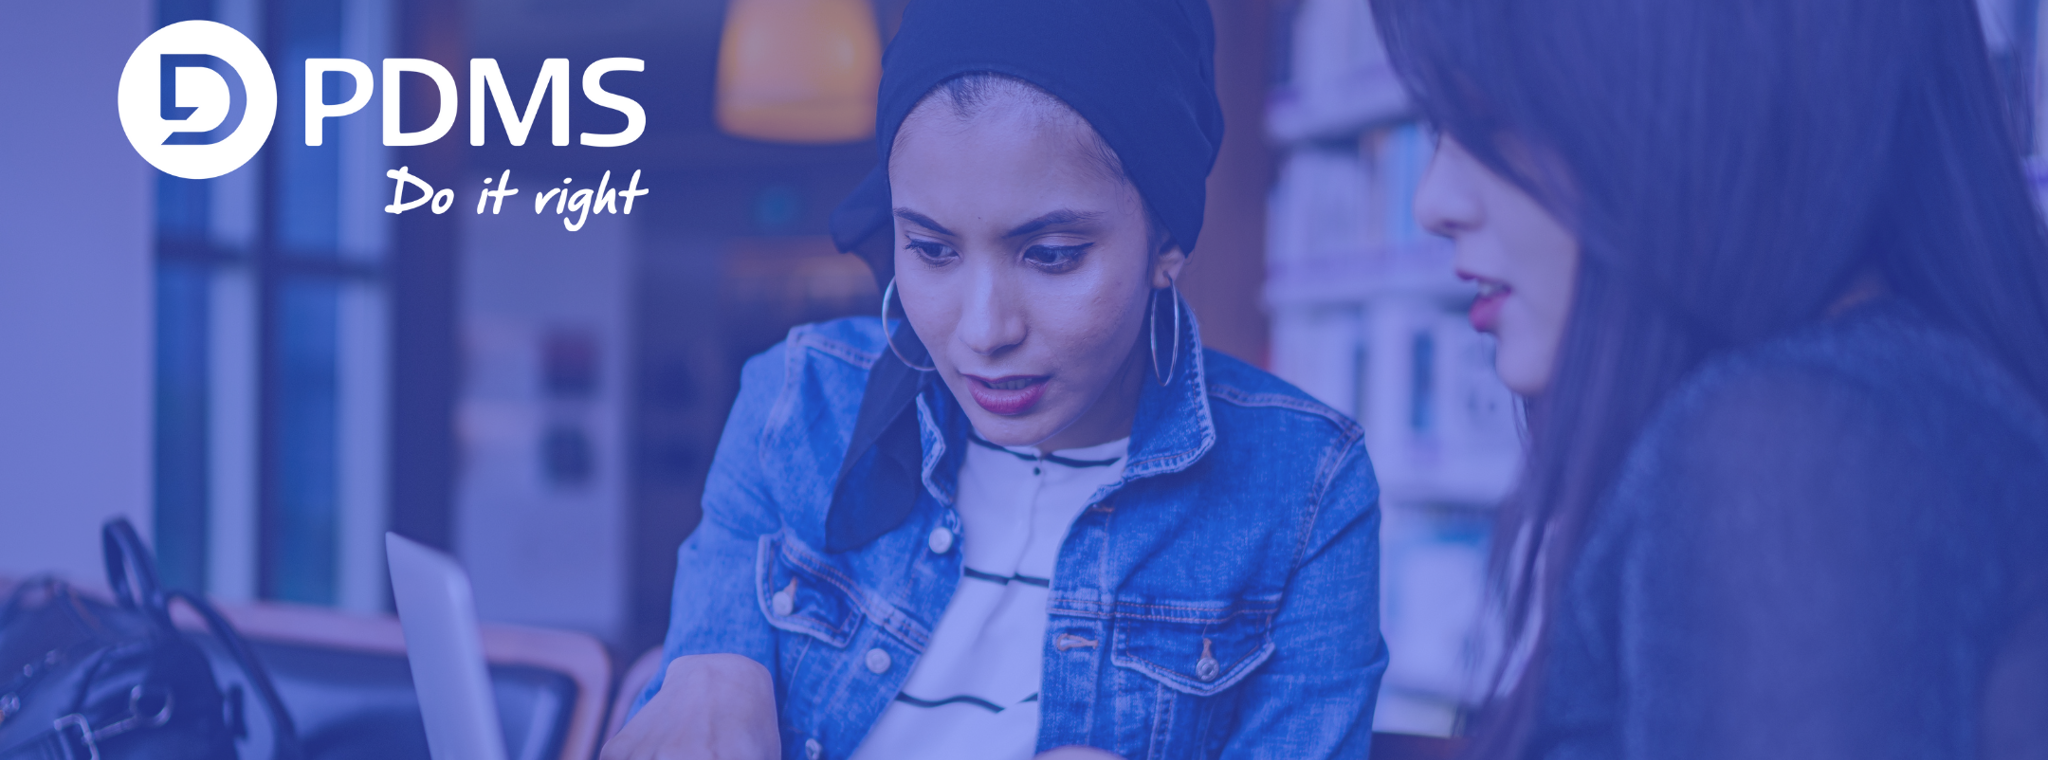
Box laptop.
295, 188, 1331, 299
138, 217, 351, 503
386, 532, 512, 760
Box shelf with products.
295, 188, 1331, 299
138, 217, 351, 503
1266, 63, 1411, 145
1266, 0, 1515, 734
1264, 242, 1467, 308
1269, 0, 1412, 146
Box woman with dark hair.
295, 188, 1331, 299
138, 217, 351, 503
601, 0, 1388, 758
1372, 0, 2048, 756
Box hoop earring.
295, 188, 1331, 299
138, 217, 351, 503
1149, 281, 1181, 386
882, 277, 936, 372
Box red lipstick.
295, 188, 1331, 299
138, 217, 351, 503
962, 374, 1049, 416
1461, 271, 1510, 333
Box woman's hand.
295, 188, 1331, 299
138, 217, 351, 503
600, 654, 781, 760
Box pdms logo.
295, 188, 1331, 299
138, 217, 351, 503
118, 21, 278, 179
117, 22, 647, 181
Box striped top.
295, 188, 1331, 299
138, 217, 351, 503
849, 432, 1129, 760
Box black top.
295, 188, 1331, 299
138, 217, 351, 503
1531, 300, 2048, 759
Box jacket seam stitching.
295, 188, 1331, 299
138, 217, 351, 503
760, 535, 863, 646
1291, 429, 1363, 574
1205, 383, 1362, 438
1046, 606, 1277, 624
794, 331, 880, 369
780, 539, 933, 650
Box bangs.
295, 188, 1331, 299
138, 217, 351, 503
1369, 0, 1571, 219
1371, 0, 1502, 148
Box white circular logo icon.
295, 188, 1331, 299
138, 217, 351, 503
118, 20, 277, 179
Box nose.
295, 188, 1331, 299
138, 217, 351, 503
955, 256, 1027, 358
1413, 138, 1481, 239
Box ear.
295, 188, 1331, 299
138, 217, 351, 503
1151, 246, 1188, 289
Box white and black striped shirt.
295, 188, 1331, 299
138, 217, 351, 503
850, 433, 1128, 760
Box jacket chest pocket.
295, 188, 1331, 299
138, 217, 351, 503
1110, 601, 1277, 696
756, 532, 863, 648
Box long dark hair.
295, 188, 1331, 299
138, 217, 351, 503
1369, 0, 2048, 753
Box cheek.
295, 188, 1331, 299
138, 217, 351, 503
1063, 264, 1152, 342
1042, 290, 1136, 358
1488, 193, 1579, 394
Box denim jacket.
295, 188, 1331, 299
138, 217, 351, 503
635, 311, 1387, 759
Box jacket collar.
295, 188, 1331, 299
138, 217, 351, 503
916, 295, 1215, 507
824, 296, 1214, 553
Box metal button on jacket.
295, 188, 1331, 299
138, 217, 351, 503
1196, 638, 1221, 682
865, 647, 892, 674
927, 525, 955, 555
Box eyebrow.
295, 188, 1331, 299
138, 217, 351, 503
893, 208, 955, 237
1002, 209, 1103, 240
891, 207, 1105, 240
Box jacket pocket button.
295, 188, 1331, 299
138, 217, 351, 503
865, 647, 892, 674
805, 738, 824, 760
927, 526, 955, 555
1195, 637, 1220, 682
772, 580, 796, 617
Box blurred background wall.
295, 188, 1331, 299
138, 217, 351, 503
0, 0, 156, 586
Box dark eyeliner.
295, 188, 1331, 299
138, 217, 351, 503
1025, 243, 1092, 272
906, 240, 955, 264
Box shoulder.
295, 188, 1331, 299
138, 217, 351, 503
1200, 348, 1363, 443
1572, 304, 2048, 675
758, 316, 888, 377
1610, 301, 2048, 543
1194, 349, 1374, 519
734, 317, 886, 416
1646, 301, 2048, 462
718, 317, 889, 526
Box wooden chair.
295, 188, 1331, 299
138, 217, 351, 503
175, 602, 611, 760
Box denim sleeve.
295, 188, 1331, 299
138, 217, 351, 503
1220, 437, 1388, 758
1573, 362, 2012, 760
626, 341, 791, 720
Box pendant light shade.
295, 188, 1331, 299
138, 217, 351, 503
715, 0, 883, 144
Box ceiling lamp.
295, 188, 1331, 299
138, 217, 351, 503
715, 0, 883, 144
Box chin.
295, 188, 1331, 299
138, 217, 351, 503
965, 415, 1046, 447
1494, 359, 1548, 397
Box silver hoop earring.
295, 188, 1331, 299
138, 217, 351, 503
1149, 281, 1181, 386
882, 277, 936, 372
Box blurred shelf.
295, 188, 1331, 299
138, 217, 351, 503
1265, 242, 1467, 307
1375, 455, 1517, 506
1267, 62, 1412, 144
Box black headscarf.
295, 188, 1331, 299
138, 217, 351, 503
822, 0, 1224, 552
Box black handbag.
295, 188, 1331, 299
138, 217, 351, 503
0, 518, 303, 760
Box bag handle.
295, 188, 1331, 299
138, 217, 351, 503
165, 591, 304, 760
101, 519, 172, 631
94, 518, 304, 760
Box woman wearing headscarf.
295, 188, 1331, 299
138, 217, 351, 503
602, 0, 1387, 758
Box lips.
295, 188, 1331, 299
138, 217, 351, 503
1465, 276, 1511, 333
962, 374, 1049, 416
